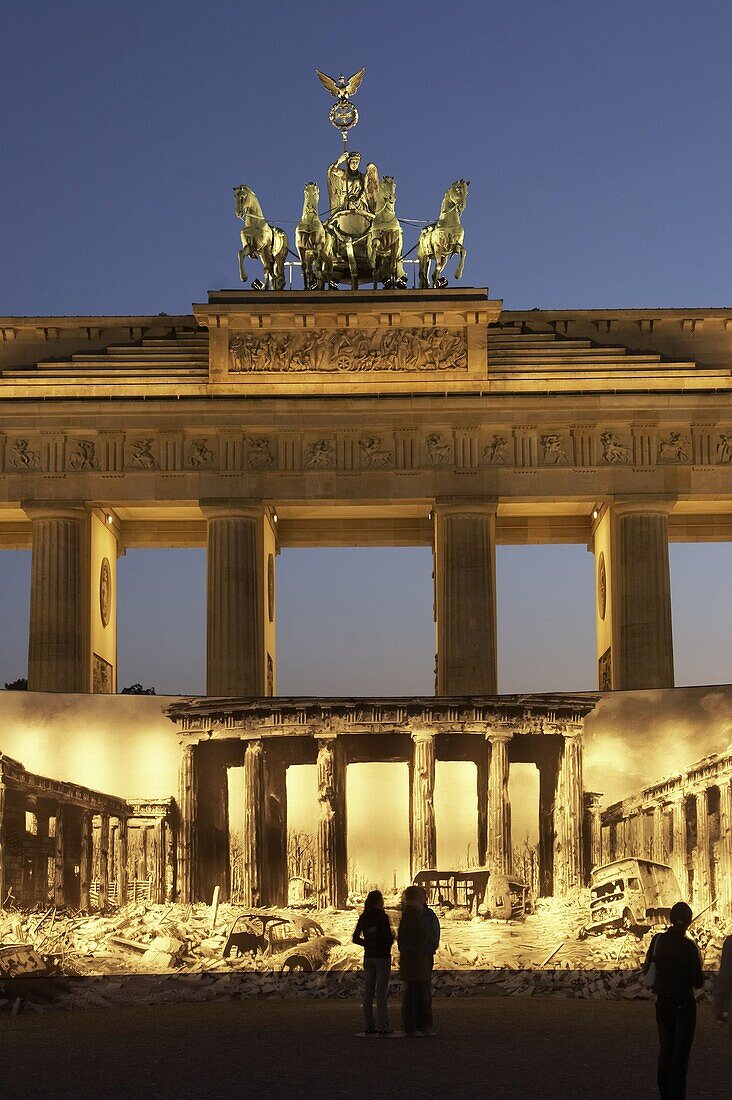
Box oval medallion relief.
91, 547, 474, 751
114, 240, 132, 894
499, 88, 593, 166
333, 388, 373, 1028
597, 552, 607, 621
100, 557, 112, 628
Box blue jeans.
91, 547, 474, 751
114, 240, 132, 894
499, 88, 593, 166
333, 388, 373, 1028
363, 957, 391, 1031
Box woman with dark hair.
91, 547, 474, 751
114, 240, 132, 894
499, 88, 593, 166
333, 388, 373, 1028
352, 889, 394, 1035
643, 901, 704, 1099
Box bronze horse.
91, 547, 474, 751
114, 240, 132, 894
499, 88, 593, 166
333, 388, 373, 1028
234, 184, 288, 290
295, 182, 333, 290
418, 179, 469, 289
366, 176, 404, 289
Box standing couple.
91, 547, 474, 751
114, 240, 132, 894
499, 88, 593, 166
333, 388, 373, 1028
352, 884, 441, 1037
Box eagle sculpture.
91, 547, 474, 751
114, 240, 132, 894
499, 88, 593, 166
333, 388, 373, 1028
315, 68, 366, 102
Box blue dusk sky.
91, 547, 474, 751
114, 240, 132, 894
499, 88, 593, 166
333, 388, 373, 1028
1, 0, 732, 696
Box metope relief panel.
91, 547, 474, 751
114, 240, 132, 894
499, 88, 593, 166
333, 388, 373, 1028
245, 436, 277, 470
424, 432, 454, 466
6, 435, 43, 471
125, 437, 159, 471
303, 437, 336, 470
539, 433, 570, 465
229, 327, 468, 373
657, 430, 691, 464
598, 431, 631, 465
185, 437, 217, 470
66, 438, 98, 472
717, 432, 732, 465
358, 435, 394, 470
480, 433, 511, 466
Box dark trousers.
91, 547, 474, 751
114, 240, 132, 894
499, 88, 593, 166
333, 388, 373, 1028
402, 980, 432, 1034
655, 997, 696, 1100
362, 957, 391, 1031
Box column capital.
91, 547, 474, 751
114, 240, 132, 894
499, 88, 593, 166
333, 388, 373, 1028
22, 500, 89, 522
434, 498, 498, 519
410, 728, 436, 743
200, 498, 265, 521
583, 791, 604, 812
485, 730, 512, 744
608, 495, 676, 517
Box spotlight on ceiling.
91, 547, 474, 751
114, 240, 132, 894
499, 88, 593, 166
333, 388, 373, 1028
251, 278, 265, 291
272, 510, 278, 524
105, 512, 113, 525
592, 508, 599, 520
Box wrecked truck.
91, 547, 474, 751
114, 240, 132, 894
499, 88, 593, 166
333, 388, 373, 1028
413, 869, 532, 920
223, 913, 339, 971
579, 858, 682, 938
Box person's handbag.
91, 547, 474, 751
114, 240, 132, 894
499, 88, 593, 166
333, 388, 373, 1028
641, 934, 659, 989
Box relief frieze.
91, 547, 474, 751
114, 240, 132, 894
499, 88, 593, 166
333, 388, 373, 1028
359, 436, 394, 468
68, 439, 98, 471
540, 433, 569, 465
599, 431, 630, 464
482, 435, 510, 464
229, 327, 468, 373
304, 439, 336, 469
718, 434, 732, 464
186, 438, 216, 468
657, 432, 690, 463
245, 437, 277, 469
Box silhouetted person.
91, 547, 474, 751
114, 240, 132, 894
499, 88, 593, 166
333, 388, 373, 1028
714, 928, 732, 1039
397, 885, 440, 1036
643, 901, 704, 1099
352, 889, 394, 1034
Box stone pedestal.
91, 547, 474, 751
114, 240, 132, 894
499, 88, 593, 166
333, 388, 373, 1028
204, 503, 277, 697
242, 740, 265, 907
487, 734, 512, 875
410, 733, 437, 876
593, 502, 674, 690
434, 503, 497, 695
553, 735, 584, 895
316, 739, 347, 908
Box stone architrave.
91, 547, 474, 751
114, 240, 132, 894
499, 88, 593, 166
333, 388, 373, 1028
553, 734, 584, 895
434, 503, 497, 695
316, 739, 347, 908
26, 507, 86, 693
242, 740, 265, 907
410, 732, 437, 877
487, 734, 512, 876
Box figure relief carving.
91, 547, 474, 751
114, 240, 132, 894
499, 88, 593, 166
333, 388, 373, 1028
187, 439, 215, 468
657, 432, 689, 463
599, 431, 630, 464
717, 434, 732, 464
482, 435, 509, 464
597, 553, 607, 621
426, 433, 453, 465
246, 437, 276, 469
305, 439, 336, 469
93, 654, 113, 694
99, 558, 112, 628
129, 438, 158, 470
359, 435, 393, 468
10, 438, 40, 470
540, 433, 569, 464
229, 328, 467, 374
69, 439, 97, 471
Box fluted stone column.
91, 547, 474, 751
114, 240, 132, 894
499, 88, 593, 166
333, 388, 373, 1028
79, 810, 93, 910
434, 503, 497, 695
178, 746, 198, 904
263, 745, 289, 907
242, 740, 265, 907
117, 817, 128, 906
27, 507, 86, 692
53, 805, 66, 905
652, 803, 666, 865
553, 734, 584, 895
205, 502, 277, 698
153, 819, 166, 904
670, 795, 688, 898
0, 783, 6, 909
593, 502, 674, 691
316, 739, 347, 909
476, 749, 489, 867
694, 790, 711, 909
718, 779, 732, 915
538, 748, 560, 896
410, 732, 437, 876
583, 792, 603, 879
487, 734, 512, 876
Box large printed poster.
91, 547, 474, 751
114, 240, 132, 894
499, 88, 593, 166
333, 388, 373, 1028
0, 685, 729, 988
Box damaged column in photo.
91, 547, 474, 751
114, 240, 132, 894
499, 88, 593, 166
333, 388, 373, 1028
487, 732, 512, 877
409, 729, 437, 877
553, 733, 584, 895
316, 737, 347, 909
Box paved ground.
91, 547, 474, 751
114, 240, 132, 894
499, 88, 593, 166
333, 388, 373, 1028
1, 996, 729, 1099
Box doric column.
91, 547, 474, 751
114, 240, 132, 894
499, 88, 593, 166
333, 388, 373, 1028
178, 746, 198, 904
592, 501, 674, 690
476, 748, 489, 866
718, 779, 732, 915
434, 503, 497, 695
0, 783, 6, 909
410, 732, 437, 877
487, 733, 512, 876
652, 803, 666, 865
263, 745, 288, 907
583, 792, 603, 880
203, 502, 277, 697
197, 744, 231, 904
53, 805, 65, 905
79, 810, 93, 910
117, 817, 128, 906
694, 790, 711, 909
669, 795, 688, 898
27, 507, 86, 692
316, 738, 347, 908
553, 734, 584, 895
165, 815, 176, 903
242, 740, 265, 907
153, 819, 166, 903
538, 748, 559, 896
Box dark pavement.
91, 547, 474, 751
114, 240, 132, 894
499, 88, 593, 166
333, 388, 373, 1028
1, 996, 729, 1099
